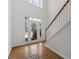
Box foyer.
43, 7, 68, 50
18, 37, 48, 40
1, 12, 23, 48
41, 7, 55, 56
8, 0, 71, 59
9, 41, 63, 59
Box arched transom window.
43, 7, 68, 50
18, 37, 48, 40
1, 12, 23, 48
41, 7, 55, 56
28, 0, 43, 8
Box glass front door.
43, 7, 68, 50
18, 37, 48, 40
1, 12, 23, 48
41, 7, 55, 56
31, 23, 37, 40
25, 17, 42, 44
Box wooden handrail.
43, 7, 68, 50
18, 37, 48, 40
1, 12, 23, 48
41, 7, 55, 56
45, 0, 69, 40
45, 0, 69, 31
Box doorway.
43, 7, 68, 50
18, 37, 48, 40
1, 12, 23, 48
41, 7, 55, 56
25, 17, 42, 44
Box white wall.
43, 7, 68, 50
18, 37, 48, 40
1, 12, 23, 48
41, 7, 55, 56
11, 0, 48, 47
8, 0, 12, 56
45, 0, 71, 59
24, 0, 48, 40
46, 0, 67, 26
46, 22, 71, 59
11, 0, 25, 47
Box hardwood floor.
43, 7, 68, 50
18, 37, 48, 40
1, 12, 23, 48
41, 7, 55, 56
9, 41, 63, 59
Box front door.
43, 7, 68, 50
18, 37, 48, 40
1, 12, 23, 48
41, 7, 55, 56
25, 17, 42, 44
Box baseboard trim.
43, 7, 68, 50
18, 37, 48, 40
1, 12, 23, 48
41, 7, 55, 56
45, 45, 70, 59
13, 40, 46, 48
8, 47, 12, 57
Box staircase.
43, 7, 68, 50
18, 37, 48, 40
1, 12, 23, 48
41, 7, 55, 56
45, 0, 71, 59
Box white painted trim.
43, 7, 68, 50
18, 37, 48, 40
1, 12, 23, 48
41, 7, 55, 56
8, 47, 12, 57
12, 39, 45, 47
45, 45, 70, 59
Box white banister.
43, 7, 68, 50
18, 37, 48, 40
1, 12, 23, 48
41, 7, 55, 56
46, 1, 70, 41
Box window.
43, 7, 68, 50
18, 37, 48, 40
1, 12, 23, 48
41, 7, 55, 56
28, 0, 43, 8
29, 17, 42, 22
